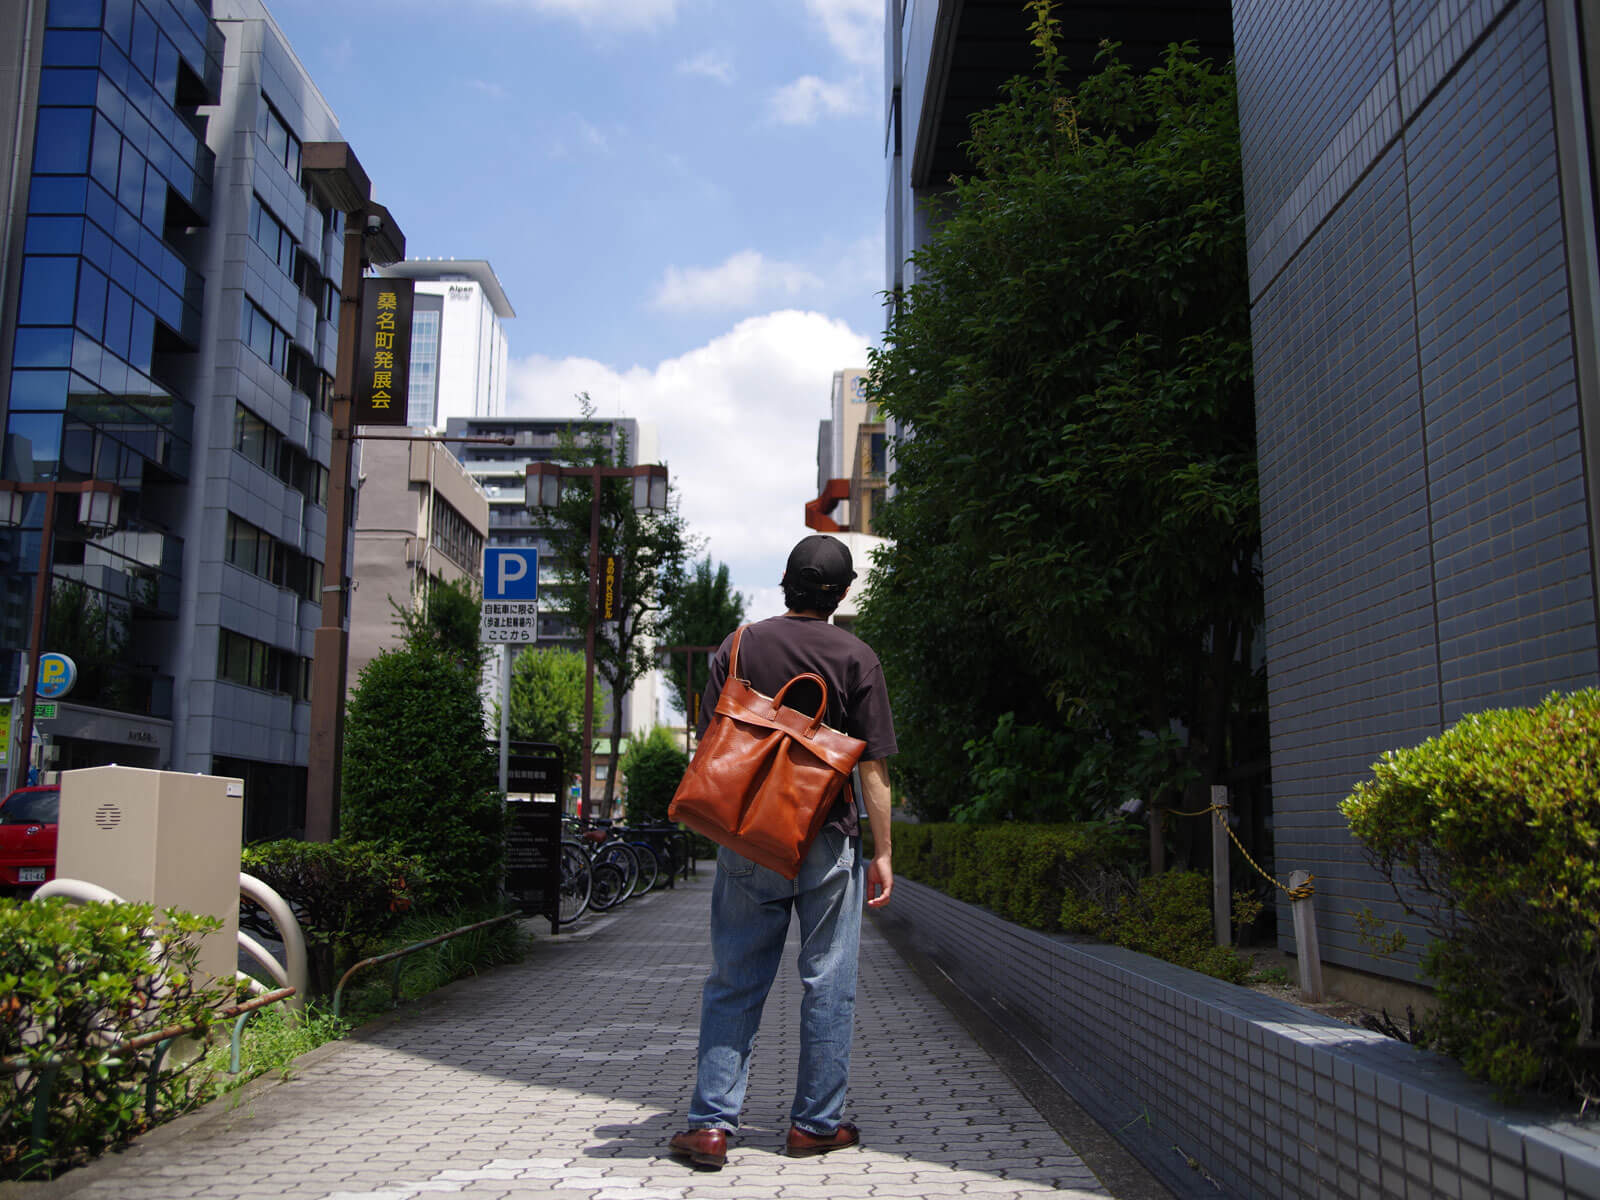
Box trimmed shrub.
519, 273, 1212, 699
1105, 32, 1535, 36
891, 820, 1249, 982
342, 642, 504, 907
621, 727, 689, 826
1341, 689, 1600, 1103
241, 840, 426, 998
1060, 870, 1250, 983
0, 898, 231, 1180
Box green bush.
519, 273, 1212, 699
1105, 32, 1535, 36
892, 821, 1249, 982
0, 898, 232, 1180
1060, 870, 1250, 983
621, 726, 689, 825
1341, 689, 1600, 1103
241, 840, 426, 998
342, 642, 504, 907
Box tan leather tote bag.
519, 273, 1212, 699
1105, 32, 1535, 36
669, 626, 866, 879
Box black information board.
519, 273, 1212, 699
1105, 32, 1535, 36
505, 798, 562, 933
501, 742, 564, 933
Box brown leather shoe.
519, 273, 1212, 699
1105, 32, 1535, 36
784, 1122, 860, 1157
668, 1127, 728, 1168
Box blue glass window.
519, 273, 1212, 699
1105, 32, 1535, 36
46, 0, 105, 28
129, 302, 154, 371
25, 216, 83, 254
39, 68, 98, 105
104, 0, 132, 54
90, 115, 119, 193
75, 262, 107, 337
130, 4, 156, 82
8, 415, 66, 473
117, 140, 144, 215
33, 108, 93, 174
42, 30, 101, 68
29, 175, 86, 214
71, 333, 104, 380
13, 327, 74, 369
103, 282, 132, 360
9, 371, 70, 412
19, 257, 77, 324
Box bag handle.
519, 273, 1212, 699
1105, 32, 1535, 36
728, 625, 831, 740
768, 672, 831, 739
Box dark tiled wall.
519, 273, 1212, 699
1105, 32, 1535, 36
879, 880, 1600, 1199
1234, 0, 1600, 977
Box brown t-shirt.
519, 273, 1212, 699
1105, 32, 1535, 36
697, 615, 897, 835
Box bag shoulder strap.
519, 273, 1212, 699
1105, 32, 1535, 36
727, 624, 749, 681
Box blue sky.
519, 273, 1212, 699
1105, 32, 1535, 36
267, 0, 887, 619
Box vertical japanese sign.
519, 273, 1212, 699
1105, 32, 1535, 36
354, 277, 414, 426
601, 554, 621, 621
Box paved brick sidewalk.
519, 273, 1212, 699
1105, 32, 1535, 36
42, 871, 1167, 1200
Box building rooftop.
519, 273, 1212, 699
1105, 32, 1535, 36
376, 258, 516, 319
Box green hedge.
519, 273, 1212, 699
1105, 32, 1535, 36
241, 840, 427, 998
0, 899, 232, 1180
1342, 689, 1600, 1103
889, 821, 1249, 982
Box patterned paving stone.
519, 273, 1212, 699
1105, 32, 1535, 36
41, 873, 1167, 1200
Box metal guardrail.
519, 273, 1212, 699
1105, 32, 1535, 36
331, 913, 520, 1019
4, 986, 298, 1150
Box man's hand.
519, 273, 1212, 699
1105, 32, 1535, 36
866, 852, 893, 907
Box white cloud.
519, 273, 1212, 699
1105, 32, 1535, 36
769, 74, 869, 125
804, 0, 881, 67
505, 310, 872, 610
676, 50, 735, 84
492, 0, 677, 32
650, 250, 823, 313
469, 79, 511, 100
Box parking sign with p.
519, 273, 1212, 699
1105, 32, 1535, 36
484, 549, 539, 601
481, 549, 539, 644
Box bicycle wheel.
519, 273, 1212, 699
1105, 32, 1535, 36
627, 841, 660, 893
558, 841, 592, 925
597, 842, 640, 898
589, 861, 626, 911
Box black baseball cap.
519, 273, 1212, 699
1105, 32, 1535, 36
783, 534, 856, 592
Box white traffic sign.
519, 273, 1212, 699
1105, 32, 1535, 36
482, 548, 539, 644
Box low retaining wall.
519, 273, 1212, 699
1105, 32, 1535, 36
871, 879, 1600, 1200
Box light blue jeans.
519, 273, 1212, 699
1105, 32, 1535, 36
687, 827, 864, 1135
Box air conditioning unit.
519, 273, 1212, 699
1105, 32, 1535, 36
56, 766, 244, 987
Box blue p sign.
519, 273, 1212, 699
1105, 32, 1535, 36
483, 548, 539, 600
37, 652, 77, 699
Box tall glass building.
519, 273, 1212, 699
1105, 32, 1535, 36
0, 0, 363, 840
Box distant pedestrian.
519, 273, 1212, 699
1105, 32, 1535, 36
667, 535, 896, 1169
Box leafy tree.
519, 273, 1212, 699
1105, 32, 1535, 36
342, 586, 502, 907
658, 556, 745, 725
508, 645, 586, 788
391, 574, 484, 670
541, 397, 697, 817
620, 725, 689, 825
46, 580, 131, 711
860, 20, 1261, 834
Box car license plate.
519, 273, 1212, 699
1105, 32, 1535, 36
19, 867, 45, 882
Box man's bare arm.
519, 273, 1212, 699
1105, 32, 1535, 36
860, 758, 893, 907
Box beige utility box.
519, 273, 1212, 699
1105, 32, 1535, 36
57, 766, 244, 986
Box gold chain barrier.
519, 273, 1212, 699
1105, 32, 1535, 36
1160, 803, 1315, 901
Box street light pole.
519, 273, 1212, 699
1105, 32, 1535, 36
525, 460, 668, 823
301, 143, 404, 842
0, 479, 121, 792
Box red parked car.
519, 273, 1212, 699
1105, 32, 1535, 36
0, 785, 60, 892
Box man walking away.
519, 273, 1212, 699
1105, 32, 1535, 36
667, 534, 896, 1169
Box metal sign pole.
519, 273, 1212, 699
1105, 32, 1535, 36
499, 643, 511, 794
